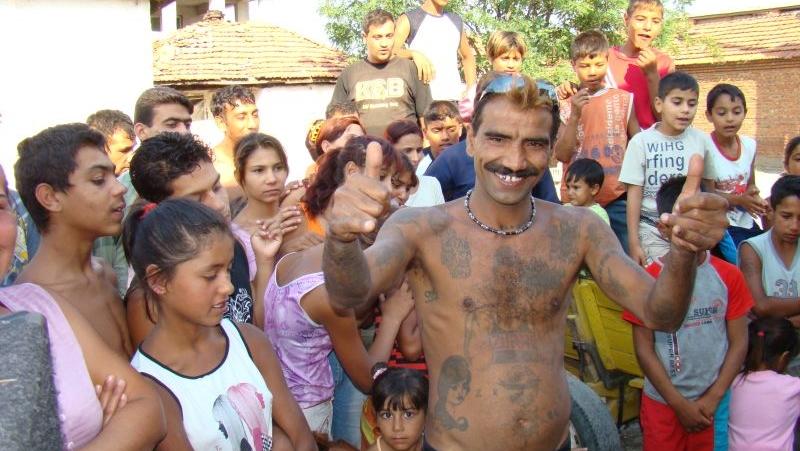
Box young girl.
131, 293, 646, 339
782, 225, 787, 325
366, 367, 428, 451
125, 199, 315, 451
0, 164, 166, 449
265, 136, 414, 444
231, 133, 302, 327
384, 120, 444, 207
728, 317, 800, 450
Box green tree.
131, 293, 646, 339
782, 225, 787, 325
319, 0, 691, 84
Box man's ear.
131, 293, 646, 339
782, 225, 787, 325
144, 264, 168, 296
134, 123, 149, 142
34, 183, 63, 215
214, 115, 227, 133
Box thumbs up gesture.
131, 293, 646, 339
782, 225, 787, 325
327, 140, 391, 242
659, 154, 730, 252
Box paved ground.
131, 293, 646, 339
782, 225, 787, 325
620, 421, 643, 450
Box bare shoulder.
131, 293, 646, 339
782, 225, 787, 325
92, 256, 120, 292
382, 204, 452, 238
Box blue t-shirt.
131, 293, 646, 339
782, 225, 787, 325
424, 140, 560, 203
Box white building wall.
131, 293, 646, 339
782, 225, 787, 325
191, 84, 334, 182
0, 0, 153, 186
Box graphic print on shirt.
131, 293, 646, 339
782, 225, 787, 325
643, 140, 687, 199
225, 288, 254, 324
212, 383, 272, 451
666, 297, 725, 377
355, 78, 407, 111
774, 279, 799, 298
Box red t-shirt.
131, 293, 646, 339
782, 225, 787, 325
605, 46, 675, 130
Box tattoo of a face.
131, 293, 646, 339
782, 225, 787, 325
441, 229, 472, 279
434, 355, 471, 432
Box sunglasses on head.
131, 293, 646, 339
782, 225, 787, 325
476, 75, 559, 106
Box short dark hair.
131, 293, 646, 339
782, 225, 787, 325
234, 133, 288, 185
371, 368, 428, 413
129, 132, 212, 203
326, 101, 358, 119
134, 86, 193, 126
743, 317, 800, 377
384, 119, 423, 144
123, 198, 231, 301
784, 136, 800, 167
770, 175, 800, 210
423, 101, 461, 125
570, 30, 609, 62
706, 83, 747, 112
211, 85, 256, 118
363, 9, 393, 34
655, 175, 703, 216
627, 0, 664, 15
658, 71, 699, 99
15, 123, 106, 233
566, 159, 604, 188
86, 109, 134, 140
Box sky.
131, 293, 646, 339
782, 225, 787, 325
686, 0, 799, 15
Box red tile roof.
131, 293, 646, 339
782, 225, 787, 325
153, 14, 348, 87
674, 8, 800, 66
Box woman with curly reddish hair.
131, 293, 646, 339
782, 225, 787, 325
305, 117, 365, 179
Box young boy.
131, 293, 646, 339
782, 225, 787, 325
624, 175, 752, 450
565, 158, 610, 225
393, 0, 477, 101
211, 85, 260, 202
14, 123, 132, 356
619, 71, 711, 266
554, 30, 639, 252
329, 9, 432, 136
417, 100, 463, 176
739, 175, 800, 327
701, 83, 767, 246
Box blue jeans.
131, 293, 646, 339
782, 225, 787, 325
604, 198, 629, 254
328, 350, 368, 447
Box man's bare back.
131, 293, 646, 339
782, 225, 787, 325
18, 257, 132, 357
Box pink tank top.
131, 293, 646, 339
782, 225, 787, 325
231, 222, 256, 279
0, 283, 103, 449
263, 256, 331, 408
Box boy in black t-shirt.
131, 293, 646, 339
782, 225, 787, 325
329, 9, 432, 136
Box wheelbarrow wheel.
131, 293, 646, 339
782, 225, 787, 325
568, 372, 622, 451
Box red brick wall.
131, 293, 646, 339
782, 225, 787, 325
677, 58, 800, 171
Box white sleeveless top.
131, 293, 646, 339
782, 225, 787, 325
407, 8, 464, 101
131, 319, 274, 450
740, 230, 800, 297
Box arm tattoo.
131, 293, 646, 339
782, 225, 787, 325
322, 237, 371, 309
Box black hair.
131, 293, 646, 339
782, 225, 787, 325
129, 132, 212, 203
655, 175, 688, 216
706, 83, 747, 112
570, 30, 609, 62
15, 123, 106, 233
86, 109, 135, 140
363, 9, 393, 34
134, 86, 193, 126
211, 85, 256, 118
234, 133, 289, 185
770, 175, 800, 210
123, 199, 232, 302
742, 317, 799, 377
784, 136, 800, 167
423, 101, 461, 125
371, 367, 429, 413
566, 159, 604, 188
658, 71, 699, 99
325, 101, 358, 119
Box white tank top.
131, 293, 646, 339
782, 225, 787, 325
740, 230, 800, 297
131, 319, 274, 450
407, 8, 464, 101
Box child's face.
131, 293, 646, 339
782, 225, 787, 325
394, 133, 424, 169
706, 95, 745, 139
786, 145, 800, 175
60, 146, 128, 238
771, 195, 800, 245
391, 171, 414, 206
159, 233, 235, 325
624, 4, 664, 50
655, 89, 698, 135
377, 398, 425, 451
424, 117, 462, 157
572, 54, 608, 92
566, 177, 599, 207
240, 147, 288, 204
491, 49, 523, 75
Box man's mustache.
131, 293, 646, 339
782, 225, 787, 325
484, 162, 539, 178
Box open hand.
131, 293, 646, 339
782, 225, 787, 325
380, 279, 415, 325
251, 206, 302, 261
659, 155, 730, 253
327, 142, 390, 242
411, 50, 435, 84
96, 375, 127, 427
741, 186, 768, 217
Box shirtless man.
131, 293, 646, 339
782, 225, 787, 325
15, 123, 132, 356
211, 85, 260, 202
322, 75, 729, 450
